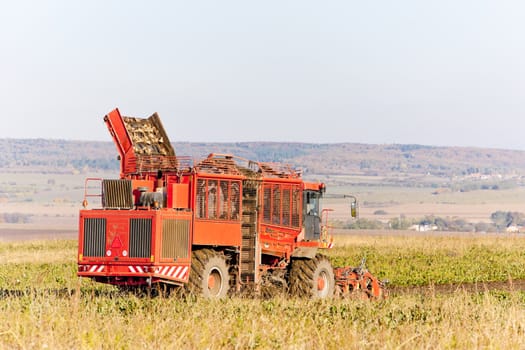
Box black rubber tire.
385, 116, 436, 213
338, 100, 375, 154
188, 249, 230, 298
289, 255, 335, 299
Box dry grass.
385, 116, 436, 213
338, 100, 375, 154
1, 235, 525, 349
0, 240, 75, 264
1, 288, 524, 349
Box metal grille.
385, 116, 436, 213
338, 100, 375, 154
263, 186, 271, 223
83, 218, 106, 257
129, 218, 152, 258
208, 180, 218, 219
103, 179, 133, 209
261, 184, 301, 228
196, 179, 241, 221
282, 188, 291, 226
136, 155, 178, 172
272, 186, 281, 225
292, 186, 301, 227
230, 181, 240, 220
196, 179, 206, 218
162, 219, 190, 259
219, 181, 229, 219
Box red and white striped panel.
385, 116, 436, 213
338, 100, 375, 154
88, 265, 105, 273
128, 266, 145, 274
127, 265, 189, 280
157, 265, 189, 280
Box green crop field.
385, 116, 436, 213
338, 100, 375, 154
330, 232, 525, 286
1, 234, 525, 349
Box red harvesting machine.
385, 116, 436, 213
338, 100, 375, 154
77, 108, 386, 299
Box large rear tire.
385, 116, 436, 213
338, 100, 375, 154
188, 249, 230, 298
289, 255, 335, 299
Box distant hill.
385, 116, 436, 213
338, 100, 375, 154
1, 139, 525, 181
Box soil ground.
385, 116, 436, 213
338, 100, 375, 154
389, 279, 525, 297
0, 224, 76, 242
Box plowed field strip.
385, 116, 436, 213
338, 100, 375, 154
389, 279, 525, 296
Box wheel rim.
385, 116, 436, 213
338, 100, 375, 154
317, 270, 329, 297
207, 268, 223, 296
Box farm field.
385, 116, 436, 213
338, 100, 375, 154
0, 171, 112, 231
323, 182, 525, 224
2, 170, 525, 234
1, 168, 525, 347
1, 232, 525, 349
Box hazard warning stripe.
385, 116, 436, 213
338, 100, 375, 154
128, 266, 143, 274
158, 265, 189, 280
88, 265, 105, 273
167, 266, 176, 276
128, 266, 144, 273
176, 266, 189, 279
127, 265, 189, 280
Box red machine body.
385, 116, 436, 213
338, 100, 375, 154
78, 108, 385, 298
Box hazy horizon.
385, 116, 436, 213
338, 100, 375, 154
4, 136, 525, 154
1, 1, 524, 150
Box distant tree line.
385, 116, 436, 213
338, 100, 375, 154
0, 213, 33, 224
340, 211, 525, 233
450, 180, 518, 192
3, 139, 525, 180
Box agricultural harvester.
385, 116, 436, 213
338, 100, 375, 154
77, 108, 386, 299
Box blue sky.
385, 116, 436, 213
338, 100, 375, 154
1, 1, 524, 150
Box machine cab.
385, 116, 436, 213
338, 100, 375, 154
302, 182, 358, 242
303, 185, 324, 241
